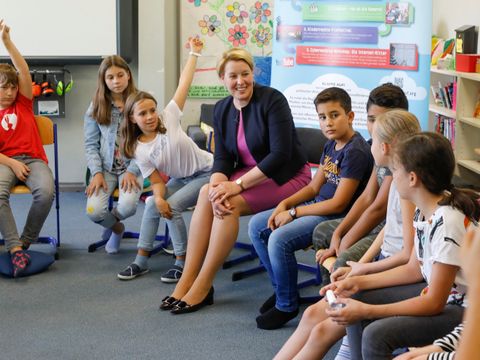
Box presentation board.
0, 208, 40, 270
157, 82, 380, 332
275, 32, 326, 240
0, 0, 136, 64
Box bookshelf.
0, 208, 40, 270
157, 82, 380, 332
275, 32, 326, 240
429, 67, 480, 184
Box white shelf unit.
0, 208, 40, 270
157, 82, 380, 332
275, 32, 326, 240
429, 67, 480, 184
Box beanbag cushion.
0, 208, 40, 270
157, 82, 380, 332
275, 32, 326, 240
0, 250, 55, 278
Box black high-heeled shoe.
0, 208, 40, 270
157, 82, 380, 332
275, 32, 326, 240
170, 287, 214, 315
159, 296, 179, 311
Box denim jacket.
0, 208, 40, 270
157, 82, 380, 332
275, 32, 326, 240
84, 102, 140, 177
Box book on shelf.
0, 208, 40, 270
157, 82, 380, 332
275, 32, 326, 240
431, 85, 444, 107
433, 80, 455, 110
451, 81, 457, 111
434, 113, 455, 148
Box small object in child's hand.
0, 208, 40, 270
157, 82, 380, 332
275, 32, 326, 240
326, 290, 346, 309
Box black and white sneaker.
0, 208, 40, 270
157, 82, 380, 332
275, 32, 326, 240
160, 265, 183, 283
117, 264, 149, 280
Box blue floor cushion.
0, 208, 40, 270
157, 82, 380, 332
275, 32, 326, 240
0, 250, 55, 278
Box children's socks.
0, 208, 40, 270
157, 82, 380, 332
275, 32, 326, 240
174, 259, 185, 268
133, 254, 149, 270
101, 228, 113, 241
105, 224, 125, 254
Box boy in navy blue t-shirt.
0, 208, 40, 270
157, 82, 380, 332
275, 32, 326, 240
249, 87, 373, 330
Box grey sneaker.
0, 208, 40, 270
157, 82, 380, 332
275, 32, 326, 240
160, 265, 183, 283
117, 263, 149, 280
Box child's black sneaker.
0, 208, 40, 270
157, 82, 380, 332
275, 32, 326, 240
160, 265, 183, 283
117, 263, 149, 280
11, 250, 31, 278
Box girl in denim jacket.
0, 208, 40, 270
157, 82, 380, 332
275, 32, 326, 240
84, 55, 143, 254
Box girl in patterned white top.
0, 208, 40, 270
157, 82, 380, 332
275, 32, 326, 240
322, 132, 479, 359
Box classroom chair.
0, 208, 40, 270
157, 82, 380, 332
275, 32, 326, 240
0, 115, 61, 259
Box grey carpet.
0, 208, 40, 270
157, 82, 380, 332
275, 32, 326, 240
1, 192, 339, 360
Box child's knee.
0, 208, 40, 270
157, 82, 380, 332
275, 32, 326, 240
303, 302, 327, 323
312, 224, 331, 250
115, 206, 136, 220
86, 204, 108, 223
33, 186, 54, 205
248, 215, 267, 239
268, 232, 294, 255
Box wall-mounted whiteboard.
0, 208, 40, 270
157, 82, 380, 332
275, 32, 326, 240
0, 0, 136, 64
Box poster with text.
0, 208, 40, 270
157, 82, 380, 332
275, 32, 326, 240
271, 1, 432, 135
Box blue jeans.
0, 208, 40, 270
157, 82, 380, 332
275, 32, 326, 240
0, 157, 54, 251
86, 171, 143, 229
249, 207, 337, 312
136, 170, 210, 256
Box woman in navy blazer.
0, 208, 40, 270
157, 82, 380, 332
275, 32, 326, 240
161, 48, 310, 314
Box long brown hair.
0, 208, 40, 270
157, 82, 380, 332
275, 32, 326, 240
91, 55, 136, 125
121, 91, 166, 159
395, 132, 480, 221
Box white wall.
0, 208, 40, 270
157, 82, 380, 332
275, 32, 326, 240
45, 0, 178, 187
432, 0, 480, 49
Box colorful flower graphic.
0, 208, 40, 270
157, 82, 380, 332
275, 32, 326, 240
226, 2, 249, 24
198, 15, 221, 36
249, 1, 271, 24
188, 0, 207, 7
251, 25, 272, 48
228, 24, 249, 47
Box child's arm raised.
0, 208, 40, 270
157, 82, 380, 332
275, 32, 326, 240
0, 20, 32, 99
172, 36, 204, 111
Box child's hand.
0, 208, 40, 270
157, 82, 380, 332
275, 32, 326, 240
0, 19, 11, 44
187, 35, 204, 54
271, 210, 294, 229
325, 297, 366, 325
330, 266, 351, 282
120, 172, 140, 193
346, 261, 367, 277
393, 345, 443, 359
9, 158, 30, 182
86, 172, 107, 197
155, 197, 172, 219
267, 203, 288, 230
320, 277, 359, 298
316, 248, 336, 266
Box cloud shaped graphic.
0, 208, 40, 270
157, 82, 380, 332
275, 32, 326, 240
380, 71, 427, 100
283, 73, 370, 129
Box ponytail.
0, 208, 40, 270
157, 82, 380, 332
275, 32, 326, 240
440, 187, 480, 223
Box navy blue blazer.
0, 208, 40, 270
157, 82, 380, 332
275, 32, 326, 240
212, 84, 307, 185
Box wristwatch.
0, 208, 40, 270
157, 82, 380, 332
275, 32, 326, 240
235, 178, 245, 191
289, 207, 297, 219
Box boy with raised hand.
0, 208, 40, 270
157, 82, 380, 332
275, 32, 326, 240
249, 87, 373, 329
0, 20, 54, 277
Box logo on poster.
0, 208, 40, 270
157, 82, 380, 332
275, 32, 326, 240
282, 57, 294, 67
